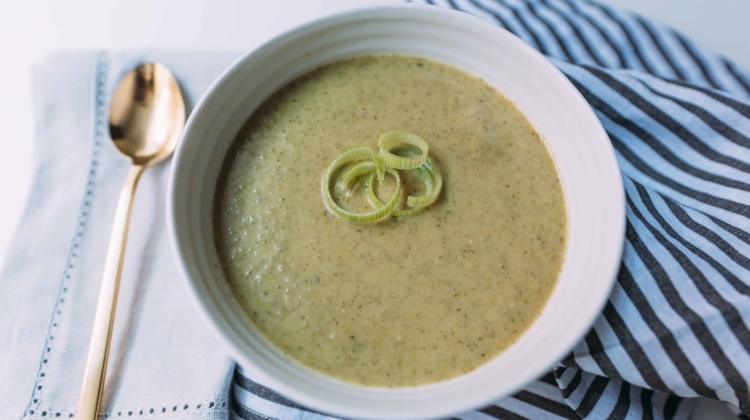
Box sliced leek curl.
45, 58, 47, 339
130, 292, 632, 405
323, 146, 401, 224
367, 161, 441, 217
322, 132, 443, 224
378, 131, 429, 171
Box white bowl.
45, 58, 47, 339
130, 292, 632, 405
167, 4, 624, 419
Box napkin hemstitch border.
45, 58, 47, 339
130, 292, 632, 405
22, 52, 110, 420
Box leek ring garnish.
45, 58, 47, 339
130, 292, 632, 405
339, 161, 378, 194
406, 158, 442, 208
323, 146, 401, 224
377, 130, 429, 170
322, 132, 442, 224
367, 166, 435, 217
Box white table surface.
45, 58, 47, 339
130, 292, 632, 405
1, 1, 747, 418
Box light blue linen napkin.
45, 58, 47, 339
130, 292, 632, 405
0, 51, 242, 419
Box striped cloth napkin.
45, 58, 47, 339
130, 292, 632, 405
230, 1, 750, 419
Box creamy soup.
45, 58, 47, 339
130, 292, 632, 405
214, 55, 566, 387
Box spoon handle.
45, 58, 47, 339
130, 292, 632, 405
76, 164, 145, 420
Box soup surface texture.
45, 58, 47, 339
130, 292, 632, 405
214, 55, 566, 387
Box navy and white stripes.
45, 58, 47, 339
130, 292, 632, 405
232, 0, 750, 418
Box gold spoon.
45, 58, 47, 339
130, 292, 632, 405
76, 63, 185, 420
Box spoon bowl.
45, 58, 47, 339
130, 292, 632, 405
108, 63, 185, 165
